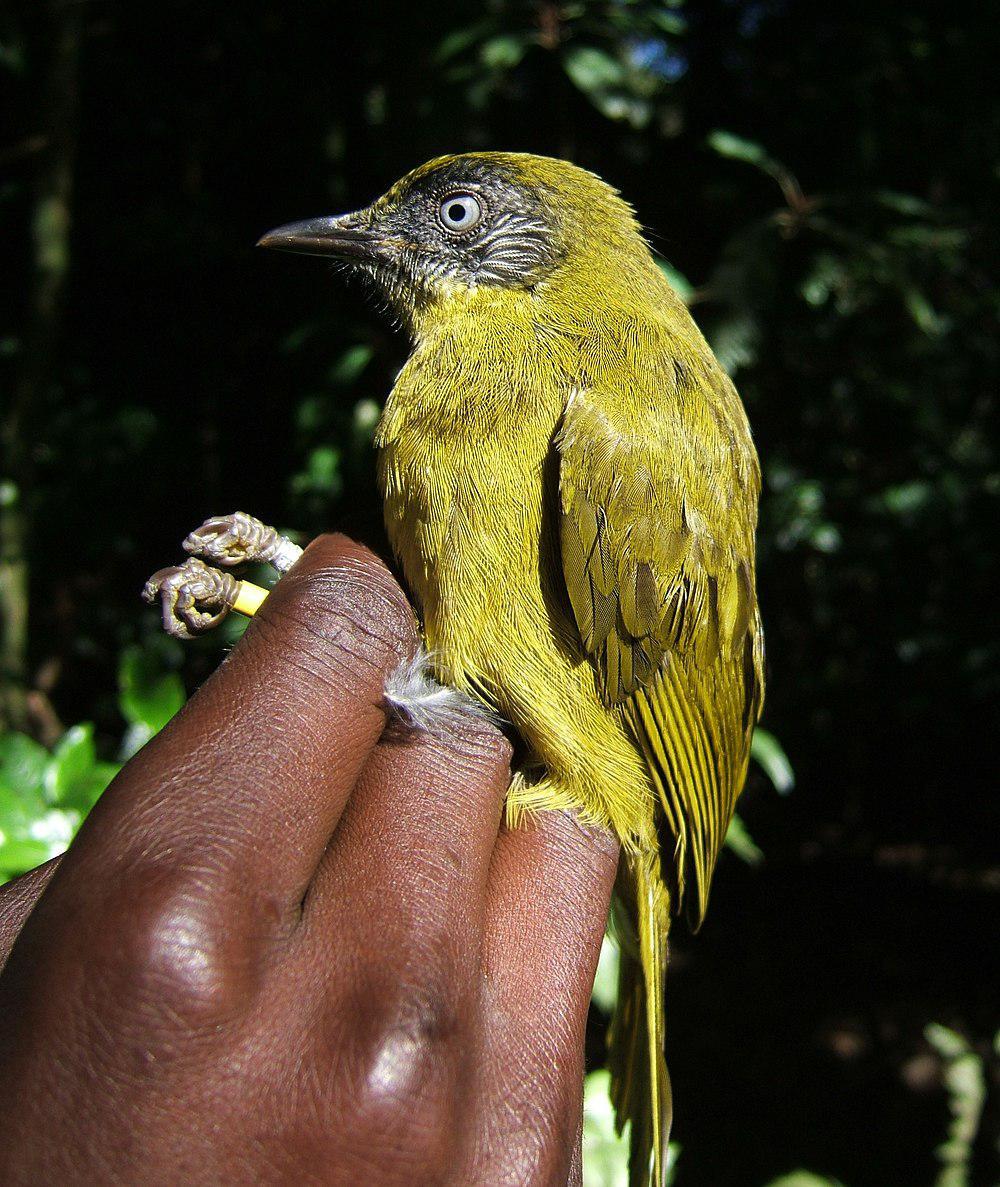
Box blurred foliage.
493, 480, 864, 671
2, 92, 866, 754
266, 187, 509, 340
583, 1067, 681, 1185
0, 640, 182, 878
1, 0, 997, 1182
0, 724, 107, 878
924, 1024, 992, 1187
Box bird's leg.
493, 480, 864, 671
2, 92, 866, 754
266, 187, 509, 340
143, 512, 302, 639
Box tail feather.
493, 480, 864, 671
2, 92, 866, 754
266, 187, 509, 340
608, 854, 672, 1186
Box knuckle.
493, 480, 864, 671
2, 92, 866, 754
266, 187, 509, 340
335, 970, 468, 1108
354, 1028, 463, 1178
306, 972, 469, 1180
94, 864, 267, 1030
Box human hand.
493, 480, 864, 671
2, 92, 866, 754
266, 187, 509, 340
0, 536, 618, 1186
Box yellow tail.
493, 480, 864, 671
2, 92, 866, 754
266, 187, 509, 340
608, 853, 672, 1187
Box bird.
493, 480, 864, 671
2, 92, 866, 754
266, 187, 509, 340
147, 152, 764, 1186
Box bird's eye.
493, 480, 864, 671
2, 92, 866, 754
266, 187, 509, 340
438, 193, 483, 234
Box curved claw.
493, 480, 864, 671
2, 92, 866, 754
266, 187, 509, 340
142, 558, 241, 640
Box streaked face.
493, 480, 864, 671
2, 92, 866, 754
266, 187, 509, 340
258, 156, 562, 305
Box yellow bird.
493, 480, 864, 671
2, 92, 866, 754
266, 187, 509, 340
155, 153, 765, 1186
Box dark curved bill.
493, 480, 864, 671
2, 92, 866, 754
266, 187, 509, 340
256, 215, 374, 260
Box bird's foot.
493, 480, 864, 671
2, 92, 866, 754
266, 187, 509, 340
142, 557, 244, 640
183, 511, 303, 572
143, 512, 302, 639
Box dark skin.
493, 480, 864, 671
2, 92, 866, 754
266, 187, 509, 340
0, 536, 619, 1186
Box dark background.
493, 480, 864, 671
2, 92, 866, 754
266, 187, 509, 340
2, 1, 997, 1183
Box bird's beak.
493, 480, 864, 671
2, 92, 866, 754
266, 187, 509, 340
256, 213, 376, 261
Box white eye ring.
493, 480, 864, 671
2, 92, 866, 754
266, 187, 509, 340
438, 193, 483, 234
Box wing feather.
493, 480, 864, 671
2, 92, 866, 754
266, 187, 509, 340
557, 349, 764, 925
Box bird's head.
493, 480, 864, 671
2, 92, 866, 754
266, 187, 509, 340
258, 152, 660, 332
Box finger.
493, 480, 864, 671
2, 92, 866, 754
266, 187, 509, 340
0, 858, 61, 971
299, 709, 511, 999
60, 535, 418, 915
472, 810, 619, 1185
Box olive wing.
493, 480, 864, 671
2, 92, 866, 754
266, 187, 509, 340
557, 374, 764, 924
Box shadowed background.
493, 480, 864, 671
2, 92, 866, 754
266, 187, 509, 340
1, 2, 997, 1184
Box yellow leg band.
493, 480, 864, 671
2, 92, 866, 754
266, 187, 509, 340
233, 580, 269, 617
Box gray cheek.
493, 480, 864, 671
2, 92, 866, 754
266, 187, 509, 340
471, 211, 553, 285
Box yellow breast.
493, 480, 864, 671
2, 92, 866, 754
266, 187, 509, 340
374, 290, 656, 844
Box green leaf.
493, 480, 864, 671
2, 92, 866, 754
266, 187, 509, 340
352, 397, 381, 438
43, 723, 96, 807
480, 35, 525, 71
563, 46, 625, 94
878, 481, 932, 516
707, 129, 777, 171
118, 644, 186, 736
294, 394, 329, 433
0, 779, 48, 833
752, 729, 795, 793
0, 732, 48, 795
725, 814, 763, 865
328, 343, 373, 386
925, 1021, 987, 1181
708, 313, 761, 374
591, 936, 620, 1013
0, 837, 53, 880
903, 286, 947, 336
809, 524, 842, 554
290, 445, 342, 499
649, 11, 686, 36
281, 322, 317, 353
39, 725, 117, 814
925, 1023, 968, 1061
582, 1069, 630, 1186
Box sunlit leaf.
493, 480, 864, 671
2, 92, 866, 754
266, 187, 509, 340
583, 1069, 630, 1186
591, 936, 620, 1013
708, 130, 779, 173
563, 46, 626, 94
725, 814, 763, 864
751, 729, 795, 794
925, 1023, 987, 1183
0, 779, 47, 833
43, 724, 96, 807
0, 837, 53, 880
